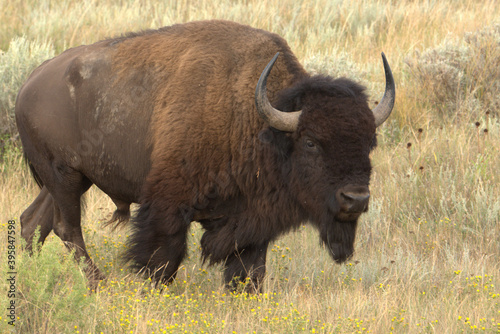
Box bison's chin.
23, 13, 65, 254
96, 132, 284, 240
319, 218, 358, 264
334, 211, 364, 223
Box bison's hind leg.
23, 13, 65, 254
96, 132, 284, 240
125, 202, 189, 286
31, 160, 105, 286
20, 186, 57, 252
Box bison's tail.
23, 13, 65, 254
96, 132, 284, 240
102, 207, 131, 230
102, 198, 132, 230
24, 152, 44, 188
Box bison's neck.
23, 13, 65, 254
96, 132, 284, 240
230, 129, 306, 225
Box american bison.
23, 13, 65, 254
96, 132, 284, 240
16, 20, 395, 291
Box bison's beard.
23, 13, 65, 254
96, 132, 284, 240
307, 196, 359, 263
318, 218, 358, 264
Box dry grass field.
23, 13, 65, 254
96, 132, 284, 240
1, 0, 499, 333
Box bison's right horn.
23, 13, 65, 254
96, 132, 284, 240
372, 53, 396, 127
255, 53, 302, 132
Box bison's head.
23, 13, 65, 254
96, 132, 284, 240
255, 53, 395, 263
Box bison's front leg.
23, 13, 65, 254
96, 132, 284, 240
126, 202, 189, 286
224, 241, 269, 293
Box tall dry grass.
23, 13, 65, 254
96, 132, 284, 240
1, 0, 499, 333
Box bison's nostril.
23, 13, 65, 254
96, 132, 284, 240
341, 192, 370, 202
339, 190, 370, 213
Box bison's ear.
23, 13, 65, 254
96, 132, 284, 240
258, 128, 293, 158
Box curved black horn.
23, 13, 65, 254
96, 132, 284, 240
255, 52, 302, 132
373, 53, 396, 127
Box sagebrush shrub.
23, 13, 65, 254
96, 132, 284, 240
0, 37, 54, 136
304, 50, 366, 82
14, 234, 95, 333
405, 24, 500, 122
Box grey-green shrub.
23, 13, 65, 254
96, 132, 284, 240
405, 24, 500, 122
0, 37, 54, 136
12, 234, 96, 333
303, 50, 366, 82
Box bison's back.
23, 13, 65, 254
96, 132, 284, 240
111, 20, 307, 147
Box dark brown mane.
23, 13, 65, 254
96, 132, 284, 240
275, 76, 369, 112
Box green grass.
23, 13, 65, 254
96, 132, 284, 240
1, 0, 499, 333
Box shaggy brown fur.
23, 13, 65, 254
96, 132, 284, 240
16, 20, 387, 292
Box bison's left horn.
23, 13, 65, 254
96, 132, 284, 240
372, 53, 396, 127
255, 53, 302, 132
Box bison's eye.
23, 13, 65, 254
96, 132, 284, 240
304, 139, 319, 152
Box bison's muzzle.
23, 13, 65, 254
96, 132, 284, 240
334, 185, 370, 221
